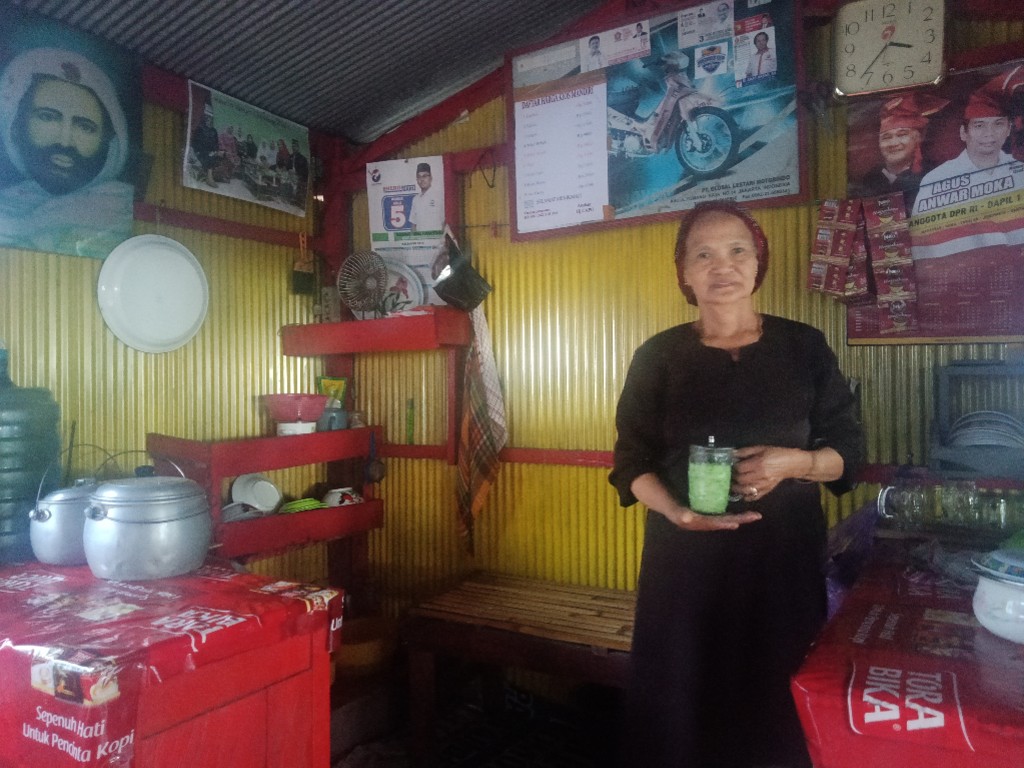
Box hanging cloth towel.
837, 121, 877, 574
456, 305, 507, 552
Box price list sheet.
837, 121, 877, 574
513, 71, 609, 234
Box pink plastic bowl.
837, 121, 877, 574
261, 394, 329, 423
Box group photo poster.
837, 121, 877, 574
847, 58, 1024, 342
509, 0, 804, 238
184, 81, 310, 217
365, 156, 447, 308
0, 7, 141, 259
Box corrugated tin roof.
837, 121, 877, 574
9, 0, 608, 145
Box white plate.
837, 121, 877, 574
354, 258, 424, 320
97, 235, 209, 353
221, 502, 265, 522
973, 550, 1024, 584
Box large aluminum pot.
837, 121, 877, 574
29, 478, 98, 565
84, 477, 211, 581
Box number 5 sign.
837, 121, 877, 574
382, 194, 413, 231
366, 156, 445, 253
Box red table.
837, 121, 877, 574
792, 545, 1024, 767
0, 560, 342, 767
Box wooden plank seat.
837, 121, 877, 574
404, 571, 636, 762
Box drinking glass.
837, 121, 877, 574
688, 444, 735, 515
940, 481, 979, 526
878, 481, 930, 530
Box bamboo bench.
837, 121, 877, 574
404, 571, 636, 762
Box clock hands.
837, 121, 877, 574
861, 38, 913, 80
862, 41, 892, 77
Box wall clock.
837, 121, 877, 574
832, 0, 946, 97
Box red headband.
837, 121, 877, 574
674, 200, 769, 307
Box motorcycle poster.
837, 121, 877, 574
508, 0, 804, 238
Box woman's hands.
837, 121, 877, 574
661, 505, 762, 531
732, 445, 844, 501
630, 472, 761, 532
627, 449, 844, 526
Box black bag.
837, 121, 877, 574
433, 234, 492, 311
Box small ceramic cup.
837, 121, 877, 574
323, 487, 363, 506
316, 407, 349, 431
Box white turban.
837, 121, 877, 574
0, 47, 129, 185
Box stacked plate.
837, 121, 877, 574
972, 548, 1024, 585
948, 411, 1024, 449
280, 498, 326, 514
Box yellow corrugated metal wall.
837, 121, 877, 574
1, 17, 1022, 608
0, 102, 329, 581
357, 19, 1024, 614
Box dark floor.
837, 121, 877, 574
332, 669, 622, 768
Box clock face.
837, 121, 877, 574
833, 0, 946, 97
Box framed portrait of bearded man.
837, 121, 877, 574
0, 7, 142, 259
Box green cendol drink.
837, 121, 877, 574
688, 438, 734, 515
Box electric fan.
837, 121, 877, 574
337, 250, 388, 318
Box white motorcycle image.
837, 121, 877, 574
607, 53, 739, 179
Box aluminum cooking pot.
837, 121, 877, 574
29, 478, 98, 565
84, 476, 211, 581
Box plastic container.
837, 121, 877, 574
973, 574, 1024, 644
0, 339, 12, 390
261, 394, 329, 424
0, 342, 61, 562
316, 407, 348, 431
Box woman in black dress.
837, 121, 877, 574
609, 200, 863, 768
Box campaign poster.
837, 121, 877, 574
0, 8, 142, 259
579, 21, 652, 72
510, 0, 803, 238
184, 81, 310, 217
846, 59, 1024, 341
365, 156, 447, 308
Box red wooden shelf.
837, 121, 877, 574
146, 428, 385, 559
279, 308, 471, 465
215, 500, 384, 559
148, 428, 380, 478
280, 306, 471, 356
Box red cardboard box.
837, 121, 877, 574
0, 561, 341, 768
792, 560, 1024, 768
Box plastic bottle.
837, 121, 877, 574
0, 339, 11, 389
0, 340, 61, 562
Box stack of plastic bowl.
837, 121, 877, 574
261, 394, 329, 436
972, 548, 1024, 644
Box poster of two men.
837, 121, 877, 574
846, 58, 1024, 340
